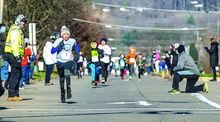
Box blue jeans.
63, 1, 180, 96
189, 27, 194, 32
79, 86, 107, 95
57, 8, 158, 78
1, 61, 9, 81
89, 63, 100, 81
128, 64, 134, 76
25, 63, 30, 85
45, 64, 54, 84
29, 67, 34, 79
147, 66, 151, 74
19, 66, 27, 88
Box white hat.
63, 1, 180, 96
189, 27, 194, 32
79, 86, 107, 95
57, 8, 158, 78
61, 26, 70, 36
24, 38, 30, 44
174, 43, 180, 49
15, 14, 27, 25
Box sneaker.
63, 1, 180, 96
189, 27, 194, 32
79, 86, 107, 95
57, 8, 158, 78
15, 96, 23, 101
101, 78, 105, 83
210, 78, 217, 82
45, 83, 54, 86
168, 89, 180, 94
61, 93, 66, 103
67, 93, 72, 99
138, 79, 141, 81
92, 81, 95, 85
7, 97, 17, 101
19, 87, 24, 90
129, 76, 132, 80
203, 82, 209, 93
7, 96, 23, 101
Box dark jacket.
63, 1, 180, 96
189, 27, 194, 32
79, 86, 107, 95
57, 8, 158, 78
205, 42, 219, 67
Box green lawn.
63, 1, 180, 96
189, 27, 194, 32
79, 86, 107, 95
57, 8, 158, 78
32, 71, 58, 81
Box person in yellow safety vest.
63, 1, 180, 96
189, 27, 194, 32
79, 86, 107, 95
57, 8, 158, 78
4, 14, 27, 101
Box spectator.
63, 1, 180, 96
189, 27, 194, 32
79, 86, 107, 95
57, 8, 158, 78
4, 14, 27, 101
19, 41, 32, 89
170, 44, 179, 76
168, 45, 208, 94
155, 50, 161, 73
204, 37, 219, 81
29, 52, 36, 80
43, 35, 57, 86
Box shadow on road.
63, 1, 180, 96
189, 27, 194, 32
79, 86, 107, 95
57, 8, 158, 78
139, 111, 192, 115
0, 107, 9, 110
66, 101, 77, 104
22, 98, 33, 101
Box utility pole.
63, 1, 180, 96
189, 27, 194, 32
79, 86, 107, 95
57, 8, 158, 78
0, 0, 3, 24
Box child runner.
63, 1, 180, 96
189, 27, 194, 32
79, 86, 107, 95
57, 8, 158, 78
137, 53, 144, 81
51, 26, 79, 103
98, 38, 111, 84
77, 51, 85, 79
126, 47, 137, 80
89, 41, 103, 86
118, 53, 126, 80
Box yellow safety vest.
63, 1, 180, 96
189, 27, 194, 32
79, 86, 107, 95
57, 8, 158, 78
4, 24, 24, 57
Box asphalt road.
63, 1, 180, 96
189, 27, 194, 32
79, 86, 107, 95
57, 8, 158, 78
1, 74, 220, 122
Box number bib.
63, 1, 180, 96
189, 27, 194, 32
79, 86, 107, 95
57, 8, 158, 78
129, 58, 135, 63
61, 51, 71, 60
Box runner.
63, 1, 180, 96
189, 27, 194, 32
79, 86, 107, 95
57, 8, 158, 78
98, 38, 111, 84
51, 26, 79, 103
89, 41, 103, 86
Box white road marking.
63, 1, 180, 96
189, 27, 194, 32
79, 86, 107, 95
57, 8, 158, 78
191, 93, 220, 109
138, 101, 152, 106
107, 101, 152, 106
2, 108, 220, 112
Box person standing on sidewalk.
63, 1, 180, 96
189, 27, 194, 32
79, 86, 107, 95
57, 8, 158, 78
19, 40, 32, 89
168, 45, 208, 94
204, 37, 219, 82
51, 26, 79, 103
43, 35, 57, 86
4, 14, 27, 101
98, 38, 111, 84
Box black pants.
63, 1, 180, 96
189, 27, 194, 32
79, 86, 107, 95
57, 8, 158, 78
138, 66, 144, 79
128, 64, 134, 76
5, 53, 22, 97
211, 67, 217, 79
45, 64, 54, 84
56, 61, 72, 96
172, 71, 203, 92
100, 62, 109, 80
120, 68, 125, 78
0, 80, 4, 97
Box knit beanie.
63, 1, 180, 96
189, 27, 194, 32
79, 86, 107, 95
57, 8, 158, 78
177, 45, 185, 53
100, 37, 108, 43
61, 26, 70, 36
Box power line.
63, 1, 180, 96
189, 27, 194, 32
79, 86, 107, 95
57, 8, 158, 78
93, 2, 220, 14
72, 18, 208, 31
